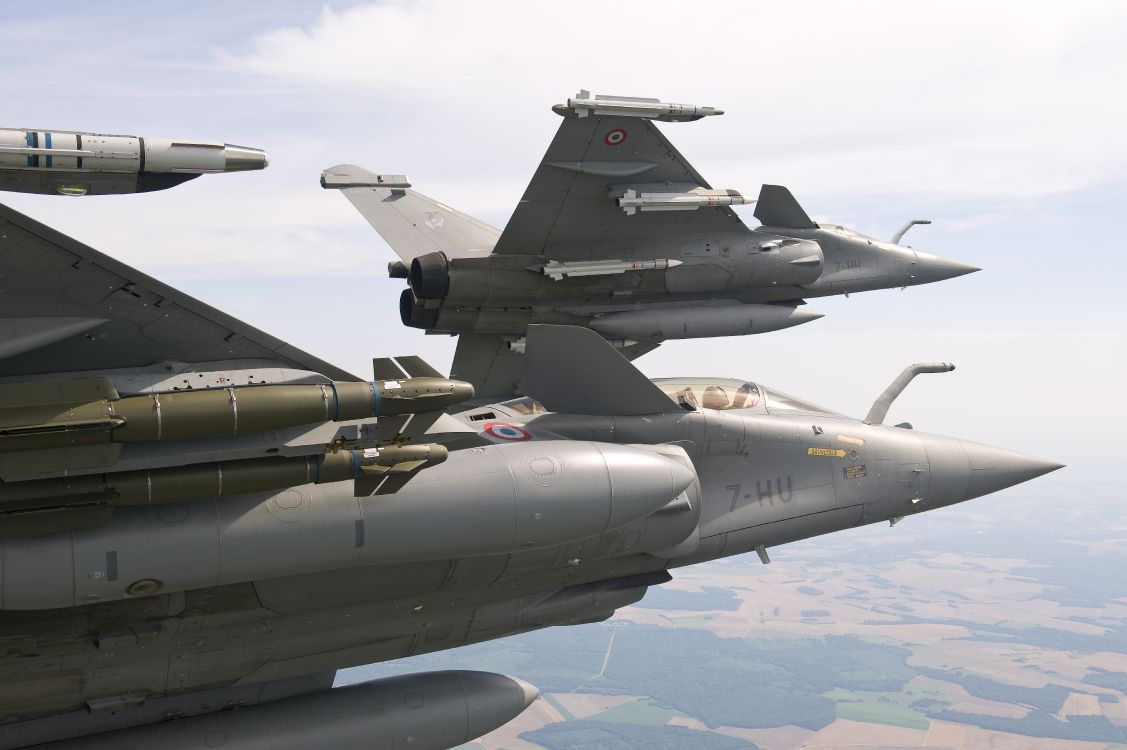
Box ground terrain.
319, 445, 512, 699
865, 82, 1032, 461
340, 480, 1127, 749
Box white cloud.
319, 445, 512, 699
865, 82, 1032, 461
2, 1, 1124, 476
217, 0, 1127, 202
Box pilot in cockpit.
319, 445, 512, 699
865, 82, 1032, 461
732, 382, 761, 409
674, 387, 698, 411
702, 385, 730, 410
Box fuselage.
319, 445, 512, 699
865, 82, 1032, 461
402, 227, 977, 342
459, 378, 1054, 569
0, 368, 1056, 744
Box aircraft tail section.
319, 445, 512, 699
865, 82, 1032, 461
521, 325, 676, 416
322, 164, 500, 263
753, 184, 817, 229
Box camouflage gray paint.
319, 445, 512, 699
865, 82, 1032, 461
0, 106, 1052, 748
324, 92, 978, 399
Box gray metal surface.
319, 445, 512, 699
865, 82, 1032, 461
322, 164, 499, 262
327, 92, 980, 402
522, 325, 676, 416
865, 362, 955, 424
22, 671, 536, 750
0, 162, 1059, 750
0, 203, 356, 380
0, 440, 692, 609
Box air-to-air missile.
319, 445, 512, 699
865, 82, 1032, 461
566, 88, 725, 121
0, 128, 267, 195
324, 90, 980, 383
0, 371, 475, 535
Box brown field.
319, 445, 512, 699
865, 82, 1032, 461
1058, 692, 1103, 718
668, 716, 816, 750
549, 692, 634, 719
807, 717, 929, 747
923, 720, 1115, 750
468, 490, 1127, 749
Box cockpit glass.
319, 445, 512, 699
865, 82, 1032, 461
827, 224, 877, 241
653, 378, 840, 416
652, 378, 763, 412
761, 388, 840, 416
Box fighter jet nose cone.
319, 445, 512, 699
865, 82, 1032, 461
948, 259, 982, 277
961, 441, 1063, 500
909, 253, 981, 284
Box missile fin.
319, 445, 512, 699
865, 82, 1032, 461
393, 355, 445, 379
372, 471, 416, 496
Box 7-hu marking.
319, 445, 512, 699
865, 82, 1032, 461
726, 477, 794, 510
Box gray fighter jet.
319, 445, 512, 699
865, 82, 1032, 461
0, 128, 267, 196
324, 91, 979, 398
0, 202, 1057, 749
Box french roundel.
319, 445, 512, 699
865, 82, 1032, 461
604, 128, 627, 146
482, 422, 533, 441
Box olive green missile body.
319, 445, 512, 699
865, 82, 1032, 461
0, 376, 473, 453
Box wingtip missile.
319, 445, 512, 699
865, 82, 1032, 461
0, 128, 268, 196
564, 89, 724, 122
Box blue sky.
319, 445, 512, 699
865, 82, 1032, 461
2, 1, 1124, 478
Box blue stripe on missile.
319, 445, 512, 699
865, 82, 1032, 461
370, 381, 381, 417
25, 132, 33, 167
44, 132, 52, 168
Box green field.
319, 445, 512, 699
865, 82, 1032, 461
825, 687, 937, 730
590, 698, 683, 726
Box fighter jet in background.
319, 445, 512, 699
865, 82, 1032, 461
324, 91, 978, 399
0, 200, 1055, 749
0, 128, 267, 196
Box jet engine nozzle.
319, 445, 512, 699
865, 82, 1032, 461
399, 289, 440, 329
410, 251, 451, 299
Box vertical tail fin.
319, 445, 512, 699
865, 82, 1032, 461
753, 184, 816, 229
322, 164, 500, 262
522, 325, 676, 416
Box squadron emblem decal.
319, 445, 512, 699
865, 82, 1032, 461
604, 128, 627, 146
482, 422, 533, 441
